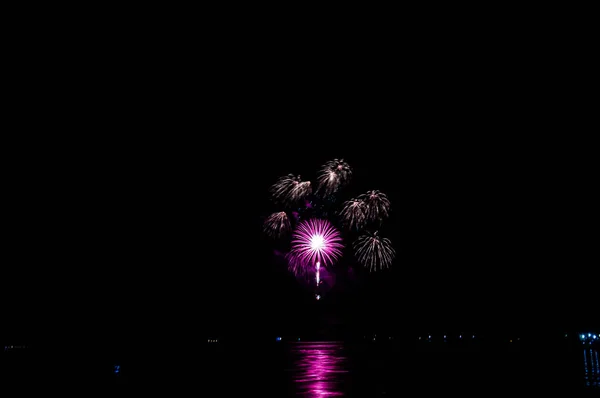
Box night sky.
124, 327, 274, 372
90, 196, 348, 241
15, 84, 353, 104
4, 30, 597, 351
207, 131, 597, 340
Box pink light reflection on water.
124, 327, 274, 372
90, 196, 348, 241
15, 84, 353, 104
289, 342, 349, 397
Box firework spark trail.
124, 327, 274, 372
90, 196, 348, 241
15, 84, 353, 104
317, 159, 352, 196
316, 261, 320, 286
353, 230, 395, 271
270, 174, 312, 205
289, 219, 344, 268
358, 190, 391, 223
263, 211, 291, 238
339, 199, 367, 230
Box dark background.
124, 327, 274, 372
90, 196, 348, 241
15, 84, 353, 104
3, 15, 598, 353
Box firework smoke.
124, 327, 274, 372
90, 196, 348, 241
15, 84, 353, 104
263, 211, 291, 238
317, 159, 352, 196
286, 250, 308, 276
353, 230, 395, 271
358, 190, 390, 223
289, 219, 344, 268
270, 174, 312, 205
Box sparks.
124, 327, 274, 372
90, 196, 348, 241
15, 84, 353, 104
270, 174, 312, 206
289, 219, 344, 268
263, 211, 291, 238
353, 230, 395, 271
358, 190, 390, 223
317, 159, 352, 196
339, 198, 367, 230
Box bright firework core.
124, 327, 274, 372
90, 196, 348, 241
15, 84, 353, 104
289, 219, 344, 268
310, 235, 325, 251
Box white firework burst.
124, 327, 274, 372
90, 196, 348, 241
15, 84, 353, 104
263, 211, 291, 238
339, 198, 367, 230
289, 180, 312, 203
353, 230, 395, 271
317, 159, 352, 196
270, 174, 312, 205
358, 190, 390, 223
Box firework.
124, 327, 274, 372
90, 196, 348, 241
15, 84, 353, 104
358, 190, 390, 223
263, 211, 291, 238
265, 159, 396, 288
286, 250, 308, 276
285, 251, 323, 279
315, 261, 320, 286
353, 230, 395, 271
339, 198, 367, 230
289, 219, 344, 268
317, 159, 352, 196
270, 174, 312, 205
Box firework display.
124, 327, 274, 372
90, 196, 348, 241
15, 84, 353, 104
263, 159, 396, 297
263, 211, 291, 238
270, 174, 312, 205
353, 231, 396, 271
289, 219, 344, 268
339, 199, 367, 231
358, 190, 390, 223
316, 158, 352, 196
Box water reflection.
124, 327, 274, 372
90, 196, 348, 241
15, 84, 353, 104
583, 348, 599, 388
288, 342, 348, 397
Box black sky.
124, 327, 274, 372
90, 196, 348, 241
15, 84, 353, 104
205, 130, 597, 338
3, 22, 598, 350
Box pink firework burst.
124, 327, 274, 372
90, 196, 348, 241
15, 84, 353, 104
289, 219, 344, 268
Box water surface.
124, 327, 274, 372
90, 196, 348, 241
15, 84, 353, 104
3, 342, 599, 394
